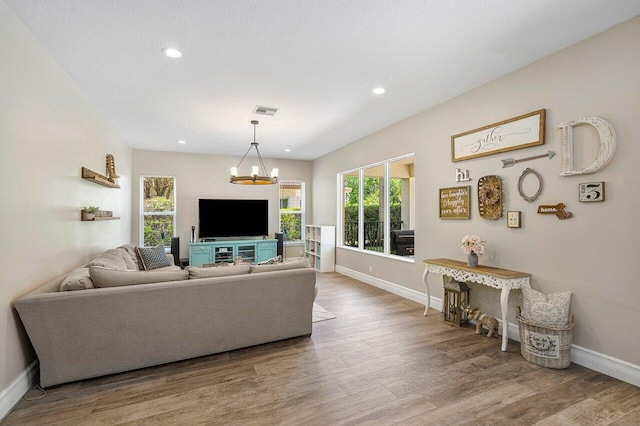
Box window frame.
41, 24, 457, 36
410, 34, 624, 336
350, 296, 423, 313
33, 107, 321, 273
337, 154, 414, 262
139, 175, 177, 247
279, 180, 305, 244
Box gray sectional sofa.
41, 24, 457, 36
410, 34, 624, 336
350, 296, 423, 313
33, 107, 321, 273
15, 245, 316, 387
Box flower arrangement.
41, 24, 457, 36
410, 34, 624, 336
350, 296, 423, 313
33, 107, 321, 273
460, 235, 486, 255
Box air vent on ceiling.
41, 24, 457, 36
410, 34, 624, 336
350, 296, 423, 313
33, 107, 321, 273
253, 106, 279, 116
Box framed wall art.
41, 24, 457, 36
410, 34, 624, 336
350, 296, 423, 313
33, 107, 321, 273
579, 182, 605, 202
451, 109, 545, 162
507, 211, 521, 228
439, 186, 470, 220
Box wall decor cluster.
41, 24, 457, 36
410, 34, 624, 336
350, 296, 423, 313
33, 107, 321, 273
501, 150, 555, 168
559, 116, 616, 176
579, 182, 605, 202
439, 186, 470, 219
477, 175, 502, 220
537, 203, 573, 220
451, 109, 545, 162
518, 168, 543, 203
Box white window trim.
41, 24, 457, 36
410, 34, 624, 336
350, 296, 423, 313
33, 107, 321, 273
140, 175, 177, 247
337, 154, 414, 261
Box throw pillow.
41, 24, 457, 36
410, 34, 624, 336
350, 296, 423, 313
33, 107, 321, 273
136, 245, 171, 271
186, 264, 251, 279
89, 266, 188, 288
521, 287, 571, 327
250, 258, 310, 274
59, 267, 95, 291
256, 255, 282, 265
118, 244, 141, 270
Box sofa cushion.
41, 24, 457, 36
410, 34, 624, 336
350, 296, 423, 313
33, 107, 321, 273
116, 247, 138, 270
59, 267, 95, 291
89, 266, 188, 288
87, 249, 128, 271
521, 287, 571, 326
136, 245, 171, 271
186, 264, 251, 279
250, 258, 311, 274
118, 244, 141, 270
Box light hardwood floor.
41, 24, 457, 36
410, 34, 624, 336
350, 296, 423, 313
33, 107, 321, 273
4, 272, 640, 425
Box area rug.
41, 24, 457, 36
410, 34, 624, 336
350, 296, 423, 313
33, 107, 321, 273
312, 303, 336, 323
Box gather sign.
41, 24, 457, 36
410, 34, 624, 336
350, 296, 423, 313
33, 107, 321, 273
439, 186, 470, 219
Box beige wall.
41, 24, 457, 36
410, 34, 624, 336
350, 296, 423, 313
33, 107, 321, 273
131, 150, 312, 257
312, 17, 640, 365
0, 2, 132, 392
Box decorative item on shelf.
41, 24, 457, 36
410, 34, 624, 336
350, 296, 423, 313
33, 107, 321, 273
559, 116, 616, 176
579, 182, 605, 202
230, 120, 278, 185
537, 203, 573, 220
501, 150, 555, 168
106, 154, 120, 183
478, 175, 502, 220
464, 306, 499, 338
439, 186, 470, 220
451, 109, 545, 162
518, 168, 543, 202
507, 211, 522, 228
460, 234, 485, 267
81, 206, 99, 220
443, 278, 470, 327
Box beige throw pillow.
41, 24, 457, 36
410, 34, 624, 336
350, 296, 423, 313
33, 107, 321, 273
59, 267, 95, 291
87, 249, 128, 271
521, 287, 571, 327
186, 264, 251, 279
90, 266, 188, 288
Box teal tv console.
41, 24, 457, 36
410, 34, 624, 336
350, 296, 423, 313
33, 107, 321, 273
188, 239, 277, 267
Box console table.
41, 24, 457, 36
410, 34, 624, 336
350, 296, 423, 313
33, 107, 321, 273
422, 258, 531, 351
189, 239, 277, 267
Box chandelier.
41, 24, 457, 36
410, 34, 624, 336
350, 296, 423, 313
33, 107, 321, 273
230, 120, 278, 185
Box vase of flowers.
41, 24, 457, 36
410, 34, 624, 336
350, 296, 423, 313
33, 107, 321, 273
460, 235, 486, 267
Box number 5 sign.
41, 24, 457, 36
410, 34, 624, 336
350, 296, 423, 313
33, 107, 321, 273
579, 182, 605, 202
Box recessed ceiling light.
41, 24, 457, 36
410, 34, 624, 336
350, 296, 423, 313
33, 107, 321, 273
285, 148, 291, 152
372, 87, 385, 95
177, 140, 186, 144
162, 48, 182, 58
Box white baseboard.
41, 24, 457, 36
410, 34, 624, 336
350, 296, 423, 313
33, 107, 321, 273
335, 265, 442, 312
0, 360, 39, 421
334, 266, 640, 387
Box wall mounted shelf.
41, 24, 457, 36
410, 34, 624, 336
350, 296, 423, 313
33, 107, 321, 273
81, 210, 120, 221
81, 167, 120, 188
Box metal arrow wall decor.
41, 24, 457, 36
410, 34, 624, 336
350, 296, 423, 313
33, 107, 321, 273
501, 150, 555, 168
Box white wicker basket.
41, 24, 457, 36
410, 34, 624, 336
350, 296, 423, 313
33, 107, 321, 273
516, 306, 574, 369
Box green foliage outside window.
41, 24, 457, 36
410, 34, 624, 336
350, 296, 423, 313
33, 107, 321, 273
280, 212, 302, 241
142, 177, 175, 247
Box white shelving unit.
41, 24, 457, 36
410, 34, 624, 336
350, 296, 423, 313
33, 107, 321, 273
304, 225, 335, 273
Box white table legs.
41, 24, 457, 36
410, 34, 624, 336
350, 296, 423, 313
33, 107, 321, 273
500, 286, 510, 351
422, 268, 430, 315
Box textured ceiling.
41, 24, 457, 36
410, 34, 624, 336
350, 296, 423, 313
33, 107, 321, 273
6, 0, 640, 160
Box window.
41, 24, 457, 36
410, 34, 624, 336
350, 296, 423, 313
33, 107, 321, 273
339, 154, 414, 259
141, 176, 176, 247
279, 181, 305, 242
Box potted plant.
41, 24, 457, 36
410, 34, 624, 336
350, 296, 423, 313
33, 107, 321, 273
82, 206, 99, 220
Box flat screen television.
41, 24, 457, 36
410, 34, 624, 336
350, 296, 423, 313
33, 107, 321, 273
199, 199, 268, 239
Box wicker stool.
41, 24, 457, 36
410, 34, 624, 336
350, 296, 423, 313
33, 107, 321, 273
516, 306, 574, 369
